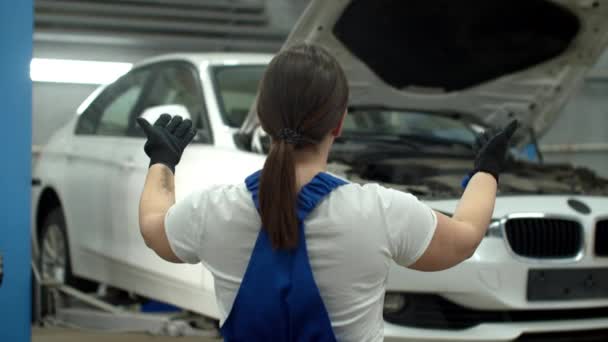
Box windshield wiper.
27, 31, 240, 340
336, 132, 420, 149
393, 133, 474, 150
337, 132, 473, 151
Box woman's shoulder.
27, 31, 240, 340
326, 181, 388, 213
332, 179, 420, 212
186, 182, 251, 206
333, 179, 392, 198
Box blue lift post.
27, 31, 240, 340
0, 1, 33, 341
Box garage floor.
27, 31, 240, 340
32, 327, 220, 342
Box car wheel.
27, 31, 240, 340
38, 208, 97, 316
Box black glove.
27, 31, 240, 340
136, 114, 197, 173
465, 120, 519, 185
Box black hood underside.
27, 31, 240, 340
334, 0, 579, 92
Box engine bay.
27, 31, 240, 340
327, 156, 608, 200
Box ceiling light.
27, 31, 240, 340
30, 58, 132, 85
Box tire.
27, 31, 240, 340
37, 208, 97, 316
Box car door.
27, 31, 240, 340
111, 62, 216, 289
64, 67, 153, 277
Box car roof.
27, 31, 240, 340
133, 52, 274, 70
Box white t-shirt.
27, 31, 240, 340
165, 180, 437, 342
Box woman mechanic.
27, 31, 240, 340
136, 44, 518, 341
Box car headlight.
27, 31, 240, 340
436, 211, 503, 239
485, 219, 503, 238
384, 292, 407, 314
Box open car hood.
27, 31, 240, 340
241, 0, 608, 142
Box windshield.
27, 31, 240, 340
341, 109, 478, 146
212, 65, 266, 128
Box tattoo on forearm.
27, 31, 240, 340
160, 167, 174, 193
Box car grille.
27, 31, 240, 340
595, 220, 608, 256
383, 294, 608, 330
504, 217, 582, 258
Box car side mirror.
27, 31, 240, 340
251, 126, 270, 154
137, 105, 211, 143
140, 104, 192, 123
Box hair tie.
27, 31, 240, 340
277, 128, 302, 145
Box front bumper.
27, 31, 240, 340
383, 195, 608, 340
384, 318, 608, 341
387, 237, 608, 312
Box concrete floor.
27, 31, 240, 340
32, 327, 220, 342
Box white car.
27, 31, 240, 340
33, 0, 608, 341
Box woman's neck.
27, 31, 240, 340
293, 141, 331, 190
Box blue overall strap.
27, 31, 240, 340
220, 170, 347, 342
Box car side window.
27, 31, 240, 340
75, 68, 151, 136
132, 63, 210, 141
212, 65, 265, 128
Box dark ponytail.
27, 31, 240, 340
257, 44, 349, 250
259, 140, 298, 248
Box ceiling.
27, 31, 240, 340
34, 0, 286, 57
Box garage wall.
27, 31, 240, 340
540, 49, 608, 177
265, 0, 310, 33
32, 0, 297, 147
33, 83, 98, 146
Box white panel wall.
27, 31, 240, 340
540, 50, 608, 177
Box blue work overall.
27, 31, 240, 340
220, 170, 347, 342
